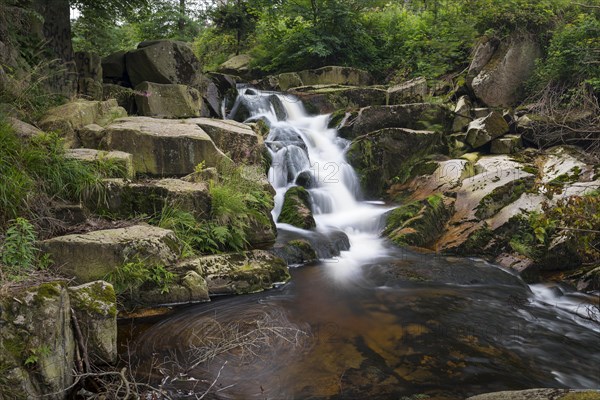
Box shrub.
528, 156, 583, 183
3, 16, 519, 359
0, 217, 41, 281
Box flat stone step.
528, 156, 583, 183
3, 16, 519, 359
41, 225, 181, 283
66, 148, 134, 179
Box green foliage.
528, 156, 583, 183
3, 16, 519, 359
72, 11, 138, 57
105, 258, 175, 296
0, 218, 38, 281
193, 27, 239, 71
23, 345, 51, 367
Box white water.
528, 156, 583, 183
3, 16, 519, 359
229, 87, 392, 275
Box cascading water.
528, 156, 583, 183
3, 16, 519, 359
124, 88, 600, 400
229, 86, 391, 269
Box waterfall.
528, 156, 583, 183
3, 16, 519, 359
229, 86, 391, 269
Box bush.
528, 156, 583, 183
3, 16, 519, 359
0, 218, 39, 281
193, 27, 239, 71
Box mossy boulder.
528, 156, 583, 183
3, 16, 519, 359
467, 389, 600, 400
466, 111, 509, 148
66, 148, 135, 179
272, 239, 319, 265
452, 95, 473, 132
68, 281, 117, 364
387, 77, 428, 104
278, 186, 316, 230
41, 225, 181, 283
134, 82, 209, 118
78, 123, 106, 148
490, 134, 522, 154
101, 50, 129, 86
217, 54, 253, 79
100, 117, 228, 177
384, 195, 454, 248
39, 99, 127, 148
102, 83, 137, 114
290, 85, 387, 114
346, 128, 445, 198
296, 66, 373, 87
183, 250, 290, 295
0, 282, 75, 399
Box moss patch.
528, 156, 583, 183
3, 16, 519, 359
278, 186, 316, 229
475, 177, 534, 220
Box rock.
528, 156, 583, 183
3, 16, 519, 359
259, 72, 303, 91
78, 123, 106, 148
466, 111, 509, 148
206, 72, 239, 117
340, 103, 452, 140
468, 35, 542, 107
186, 118, 261, 164
295, 170, 316, 189
473, 107, 491, 119
183, 250, 290, 295
102, 50, 129, 86
100, 117, 228, 177
290, 85, 387, 114
384, 195, 454, 248
68, 281, 117, 364
77, 77, 103, 100
278, 186, 316, 229
245, 214, 278, 249
66, 148, 135, 179
41, 225, 181, 283
466, 389, 597, 400
134, 81, 208, 118
102, 83, 137, 114
0, 282, 75, 399
74, 51, 102, 82
297, 66, 372, 86
347, 128, 444, 198
135, 268, 210, 307
96, 178, 211, 221
466, 36, 500, 84
218, 54, 253, 79
39, 99, 127, 148
8, 117, 43, 137
490, 134, 522, 154
126, 40, 205, 88
49, 203, 87, 226
272, 239, 319, 265
495, 253, 539, 282
452, 95, 472, 132
387, 77, 428, 104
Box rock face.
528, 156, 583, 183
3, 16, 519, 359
192, 250, 290, 295
218, 54, 252, 78
66, 148, 135, 179
125, 40, 204, 88
39, 99, 127, 148
490, 135, 522, 154
278, 186, 316, 229
102, 83, 137, 114
452, 95, 472, 132
339, 103, 452, 140
468, 35, 542, 107
297, 66, 372, 87
466, 389, 599, 400
187, 118, 261, 164
134, 82, 208, 118
41, 225, 181, 282
100, 117, 228, 177
68, 281, 117, 364
102, 50, 129, 86
387, 77, 428, 104
466, 111, 509, 148
347, 128, 444, 198
290, 85, 387, 115
0, 282, 75, 400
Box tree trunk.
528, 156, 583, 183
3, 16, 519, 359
178, 0, 186, 38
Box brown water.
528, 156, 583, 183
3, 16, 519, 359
122, 247, 600, 399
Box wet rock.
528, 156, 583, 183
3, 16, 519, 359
184, 250, 290, 295
340, 103, 452, 140
66, 148, 134, 179
466, 111, 509, 148
494, 253, 539, 282
206, 72, 239, 117
134, 82, 208, 118
490, 134, 522, 154
41, 225, 181, 283
347, 128, 444, 198
295, 170, 316, 189
68, 281, 117, 364
387, 77, 428, 104
0, 282, 75, 399
186, 117, 260, 164
278, 186, 316, 230
100, 117, 228, 177
136, 268, 210, 306
272, 238, 319, 265
466, 389, 596, 400
39, 99, 127, 148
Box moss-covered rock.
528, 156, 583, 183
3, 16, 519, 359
475, 176, 534, 219
387, 77, 428, 104
134, 82, 208, 118
346, 128, 445, 199
278, 186, 316, 229
66, 148, 135, 179
291, 85, 387, 114
68, 281, 117, 364
272, 238, 319, 265
467, 389, 600, 400
466, 111, 509, 148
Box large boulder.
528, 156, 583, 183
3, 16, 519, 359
134, 81, 208, 118
186, 118, 261, 164
100, 117, 228, 177
101, 50, 129, 86
466, 111, 509, 148
452, 95, 472, 132
387, 77, 428, 104
68, 281, 117, 364
466, 389, 599, 400
39, 99, 127, 148
290, 85, 387, 114
0, 282, 75, 399
102, 83, 137, 114
218, 54, 253, 79
41, 225, 181, 283
347, 128, 445, 198
125, 40, 205, 88
185, 250, 290, 295
339, 103, 452, 140
297, 66, 372, 87
490, 135, 522, 154
277, 186, 316, 230
66, 148, 135, 179
8, 117, 43, 137
467, 35, 542, 107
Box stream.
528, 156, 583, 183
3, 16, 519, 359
122, 88, 600, 399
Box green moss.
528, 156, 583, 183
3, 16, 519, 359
3, 336, 26, 360
548, 166, 582, 187
521, 165, 538, 176
475, 177, 534, 219
560, 392, 600, 400
70, 282, 117, 318
460, 225, 494, 255
278, 186, 316, 229
33, 282, 62, 305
